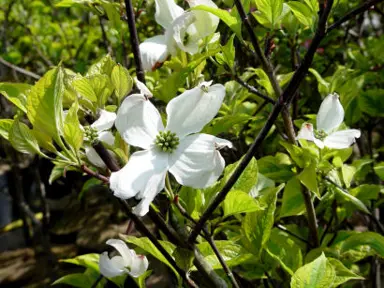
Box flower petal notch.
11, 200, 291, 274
110, 81, 231, 216
99, 239, 148, 278
139, 0, 219, 71
297, 93, 360, 149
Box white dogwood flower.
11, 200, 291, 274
84, 110, 116, 168
99, 239, 148, 278
297, 93, 361, 149
110, 81, 232, 216
140, 0, 219, 71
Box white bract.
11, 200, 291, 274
297, 93, 361, 149
139, 0, 219, 71
110, 81, 232, 216
99, 239, 148, 278
84, 109, 116, 168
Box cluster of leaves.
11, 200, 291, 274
1, 0, 384, 287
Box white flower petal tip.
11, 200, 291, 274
155, 0, 184, 29
166, 82, 226, 138
296, 123, 315, 142
99, 239, 148, 278
134, 77, 153, 98
214, 137, 233, 149
316, 93, 344, 133
139, 35, 169, 72
92, 109, 117, 132
323, 129, 361, 149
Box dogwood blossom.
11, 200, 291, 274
297, 93, 361, 149
110, 81, 232, 216
84, 109, 116, 168
139, 0, 219, 71
99, 239, 148, 278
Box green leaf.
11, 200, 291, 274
86, 54, 116, 77
64, 102, 83, 153
258, 154, 295, 182
0, 82, 31, 113
124, 236, 181, 284
220, 34, 236, 71
223, 190, 262, 218
360, 89, 384, 117
196, 240, 249, 269
111, 64, 133, 102
249, 173, 275, 198
172, 247, 194, 271
241, 184, 284, 257
287, 1, 314, 28
291, 253, 336, 288
374, 162, 384, 180
249, 68, 274, 96
0, 119, 14, 140
221, 157, 258, 194
61, 253, 100, 272
327, 258, 364, 286
332, 184, 370, 214
100, 2, 123, 31
178, 186, 203, 219
9, 118, 43, 156
191, 5, 242, 40
280, 177, 305, 218
49, 162, 77, 184
27, 66, 65, 144
340, 232, 384, 257
73, 76, 98, 103
87, 74, 113, 108
308, 68, 330, 96
255, 0, 284, 27
341, 164, 356, 188
53, 268, 103, 288
297, 163, 319, 197
350, 184, 381, 201
266, 228, 303, 275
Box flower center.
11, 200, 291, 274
155, 130, 179, 153
314, 129, 327, 141
84, 126, 99, 144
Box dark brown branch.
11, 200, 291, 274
92, 142, 120, 172
124, 0, 146, 83
327, 0, 384, 33
174, 201, 240, 288
188, 0, 335, 244
81, 165, 110, 183
234, 75, 275, 104
301, 188, 320, 247
0, 56, 41, 80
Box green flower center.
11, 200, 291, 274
84, 126, 99, 144
200, 84, 209, 93
314, 129, 327, 141
155, 130, 179, 153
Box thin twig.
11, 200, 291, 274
232, 0, 296, 144
327, 0, 384, 33
91, 275, 103, 288
234, 75, 275, 104
301, 188, 320, 247
81, 165, 110, 183
174, 200, 240, 288
124, 0, 146, 83
188, 0, 335, 244
276, 224, 311, 247
0, 57, 41, 80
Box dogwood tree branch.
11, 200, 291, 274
188, 0, 335, 244
232, 0, 296, 144
234, 75, 275, 104
124, 0, 146, 83
327, 0, 384, 33
0, 56, 41, 80
174, 200, 240, 288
